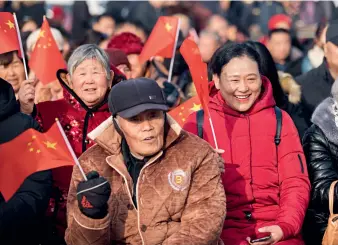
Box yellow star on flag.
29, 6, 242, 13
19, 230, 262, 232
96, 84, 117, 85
6, 20, 14, 29
190, 103, 202, 112
192, 47, 200, 55
38, 30, 45, 39
29, 148, 34, 152
44, 141, 57, 150
36, 150, 41, 154
165, 22, 173, 32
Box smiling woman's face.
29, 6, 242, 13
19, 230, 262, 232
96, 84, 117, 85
214, 55, 262, 112
69, 58, 109, 107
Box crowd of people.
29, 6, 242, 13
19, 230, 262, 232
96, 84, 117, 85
1, 1, 338, 245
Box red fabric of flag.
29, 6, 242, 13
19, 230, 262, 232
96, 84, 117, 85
29, 18, 66, 85
168, 96, 201, 127
180, 37, 210, 117
0, 12, 20, 55
0, 123, 74, 201
139, 16, 179, 64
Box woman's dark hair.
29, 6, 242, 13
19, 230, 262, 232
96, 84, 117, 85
245, 41, 287, 107
209, 42, 261, 77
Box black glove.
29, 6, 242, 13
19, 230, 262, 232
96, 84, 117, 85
162, 81, 180, 108
76, 171, 111, 219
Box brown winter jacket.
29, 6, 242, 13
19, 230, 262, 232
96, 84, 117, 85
65, 116, 226, 245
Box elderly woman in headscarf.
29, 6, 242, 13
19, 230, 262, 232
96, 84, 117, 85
18, 44, 114, 243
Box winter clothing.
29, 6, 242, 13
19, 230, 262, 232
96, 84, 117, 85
184, 77, 310, 245
76, 171, 111, 219
0, 78, 52, 244
295, 60, 336, 129
105, 48, 131, 69
302, 97, 338, 245
107, 32, 144, 55
65, 116, 226, 245
108, 77, 169, 118
34, 69, 111, 238
286, 45, 325, 77
268, 14, 292, 30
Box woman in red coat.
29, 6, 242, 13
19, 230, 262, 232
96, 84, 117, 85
184, 43, 310, 245
18, 44, 119, 243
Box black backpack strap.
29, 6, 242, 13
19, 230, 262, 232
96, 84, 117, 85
196, 109, 204, 139
274, 106, 282, 146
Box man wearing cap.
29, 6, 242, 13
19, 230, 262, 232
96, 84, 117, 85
295, 19, 338, 133
65, 78, 226, 245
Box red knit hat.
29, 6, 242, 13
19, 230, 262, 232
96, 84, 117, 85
105, 48, 131, 69
107, 32, 144, 55
268, 14, 292, 30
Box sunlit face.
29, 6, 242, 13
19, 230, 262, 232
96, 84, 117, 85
198, 35, 220, 62
324, 42, 338, 74
96, 16, 115, 37
127, 54, 146, 78
117, 110, 165, 158
0, 52, 26, 93
68, 59, 111, 107
117, 64, 132, 79
207, 16, 228, 43
214, 56, 262, 112
21, 20, 38, 32
267, 32, 291, 64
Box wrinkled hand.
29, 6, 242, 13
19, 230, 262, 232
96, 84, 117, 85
247, 225, 283, 245
18, 79, 37, 114
214, 148, 225, 173
77, 171, 111, 219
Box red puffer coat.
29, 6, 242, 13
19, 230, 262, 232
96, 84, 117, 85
34, 70, 111, 239
184, 77, 310, 245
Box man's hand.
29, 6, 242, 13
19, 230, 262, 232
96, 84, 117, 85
77, 171, 111, 219
246, 225, 284, 245
18, 79, 37, 114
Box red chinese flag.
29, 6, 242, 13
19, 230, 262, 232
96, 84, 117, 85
0, 123, 75, 201
169, 96, 201, 127
29, 18, 66, 85
0, 12, 20, 55
180, 37, 210, 117
139, 16, 179, 64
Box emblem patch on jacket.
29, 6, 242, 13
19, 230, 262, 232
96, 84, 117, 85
168, 169, 190, 191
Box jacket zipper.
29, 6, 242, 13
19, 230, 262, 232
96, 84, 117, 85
136, 151, 163, 245
246, 115, 255, 215
297, 154, 304, 173
106, 151, 163, 245
105, 157, 137, 211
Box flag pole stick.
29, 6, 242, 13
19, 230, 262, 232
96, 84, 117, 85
208, 116, 219, 150
13, 13, 29, 80
168, 18, 181, 83
55, 119, 88, 181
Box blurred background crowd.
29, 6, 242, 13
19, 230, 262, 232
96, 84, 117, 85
5, 0, 338, 106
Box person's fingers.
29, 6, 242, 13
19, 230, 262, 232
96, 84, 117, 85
24, 92, 35, 100
24, 87, 35, 94
215, 148, 225, 154
21, 79, 35, 86
258, 226, 273, 233
26, 94, 35, 101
